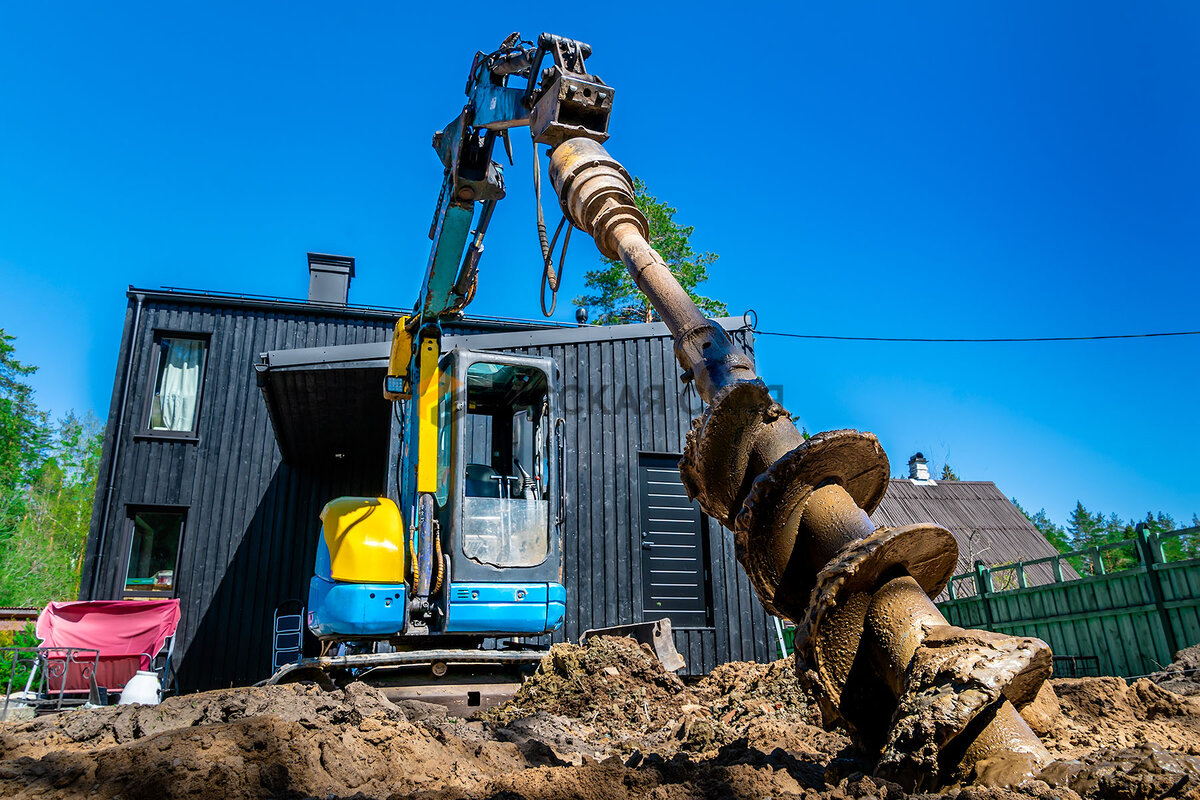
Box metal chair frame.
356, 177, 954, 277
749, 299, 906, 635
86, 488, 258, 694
1, 646, 102, 719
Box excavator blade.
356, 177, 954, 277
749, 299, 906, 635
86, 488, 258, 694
580, 619, 686, 672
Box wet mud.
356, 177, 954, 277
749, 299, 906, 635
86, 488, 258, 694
1, 636, 1198, 799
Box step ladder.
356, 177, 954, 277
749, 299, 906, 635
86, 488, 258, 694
272, 600, 305, 672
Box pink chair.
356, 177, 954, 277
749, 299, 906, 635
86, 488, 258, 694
35, 600, 181, 701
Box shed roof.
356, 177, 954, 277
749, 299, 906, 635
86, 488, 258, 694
871, 479, 1074, 587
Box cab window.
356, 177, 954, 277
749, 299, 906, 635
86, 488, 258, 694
461, 362, 549, 568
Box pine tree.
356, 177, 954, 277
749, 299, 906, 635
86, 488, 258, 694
0, 331, 103, 605
0, 329, 50, 544
573, 178, 727, 324
940, 463, 960, 481
1012, 498, 1071, 553
1186, 515, 1200, 559
1066, 501, 1105, 550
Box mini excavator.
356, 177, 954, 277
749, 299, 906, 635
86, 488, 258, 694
268, 33, 681, 709
272, 32, 1057, 789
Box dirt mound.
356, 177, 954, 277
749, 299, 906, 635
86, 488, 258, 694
0, 680, 398, 761
1041, 677, 1200, 758
1150, 643, 1200, 697
482, 636, 688, 731
1041, 743, 1200, 800
0, 682, 538, 799
693, 657, 815, 724
481, 637, 829, 757
2, 637, 1200, 799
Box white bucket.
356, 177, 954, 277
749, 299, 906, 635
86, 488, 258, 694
118, 670, 161, 705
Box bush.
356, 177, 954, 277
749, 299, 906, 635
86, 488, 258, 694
0, 622, 39, 692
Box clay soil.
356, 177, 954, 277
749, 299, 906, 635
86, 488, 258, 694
2, 636, 1200, 800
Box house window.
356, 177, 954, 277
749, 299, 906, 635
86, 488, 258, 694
124, 509, 184, 596
146, 335, 207, 435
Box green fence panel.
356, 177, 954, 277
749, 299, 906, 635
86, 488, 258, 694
937, 531, 1200, 678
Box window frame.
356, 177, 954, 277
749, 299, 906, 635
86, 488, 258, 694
445, 349, 563, 586
139, 331, 210, 441
120, 505, 187, 600
458, 359, 553, 569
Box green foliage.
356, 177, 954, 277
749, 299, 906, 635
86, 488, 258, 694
1012, 498, 1071, 554
573, 178, 727, 324
0, 622, 39, 691
0, 330, 103, 607
0, 330, 50, 540
1064, 503, 1139, 572
1156, 511, 1199, 562
1014, 497, 1197, 572
940, 462, 960, 481
0, 414, 103, 606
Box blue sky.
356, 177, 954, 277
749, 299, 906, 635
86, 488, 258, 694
1, 3, 1196, 528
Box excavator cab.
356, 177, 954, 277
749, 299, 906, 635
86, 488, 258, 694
436, 350, 565, 635
307, 348, 565, 644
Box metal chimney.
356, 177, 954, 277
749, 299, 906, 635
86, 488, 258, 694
307, 253, 355, 305
908, 452, 932, 483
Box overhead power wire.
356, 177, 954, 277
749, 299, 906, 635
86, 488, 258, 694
442, 306, 1198, 344
750, 329, 1200, 344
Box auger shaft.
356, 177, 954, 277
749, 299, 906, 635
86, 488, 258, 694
549, 137, 1052, 789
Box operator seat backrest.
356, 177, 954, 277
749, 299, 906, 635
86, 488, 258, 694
465, 463, 501, 498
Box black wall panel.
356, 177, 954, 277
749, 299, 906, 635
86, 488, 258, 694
81, 293, 396, 691
82, 293, 775, 690
464, 325, 775, 675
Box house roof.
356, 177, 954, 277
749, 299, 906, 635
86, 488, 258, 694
870, 479, 1074, 588
252, 318, 541, 470
255, 317, 750, 469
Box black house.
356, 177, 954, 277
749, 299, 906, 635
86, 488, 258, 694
80, 256, 777, 692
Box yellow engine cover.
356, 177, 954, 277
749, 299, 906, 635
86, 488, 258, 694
321, 497, 405, 584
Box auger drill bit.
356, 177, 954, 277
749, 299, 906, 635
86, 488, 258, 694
548, 137, 1053, 790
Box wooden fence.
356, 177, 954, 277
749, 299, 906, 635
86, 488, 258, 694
936, 526, 1200, 677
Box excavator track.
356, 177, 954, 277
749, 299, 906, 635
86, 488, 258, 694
264, 649, 548, 717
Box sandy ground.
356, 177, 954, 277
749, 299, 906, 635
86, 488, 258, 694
1, 636, 1199, 799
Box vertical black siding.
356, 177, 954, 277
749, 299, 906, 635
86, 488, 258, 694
83, 300, 777, 690
488, 325, 775, 675
81, 296, 396, 692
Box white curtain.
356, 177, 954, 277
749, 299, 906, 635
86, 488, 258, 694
153, 339, 204, 431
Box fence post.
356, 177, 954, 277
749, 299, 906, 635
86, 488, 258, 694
1136, 523, 1181, 659
1017, 562, 1027, 589
1052, 556, 1064, 582
974, 561, 994, 626
1090, 547, 1106, 576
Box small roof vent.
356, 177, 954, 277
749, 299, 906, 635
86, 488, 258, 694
307, 252, 355, 305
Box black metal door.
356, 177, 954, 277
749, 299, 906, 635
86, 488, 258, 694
638, 453, 711, 628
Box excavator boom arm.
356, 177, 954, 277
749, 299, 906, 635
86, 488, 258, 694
385, 33, 610, 400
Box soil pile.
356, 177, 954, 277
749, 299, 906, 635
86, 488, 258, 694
0, 682, 534, 800
482, 636, 691, 731
2, 635, 1200, 799
481, 637, 828, 757
1040, 677, 1200, 758
1150, 643, 1200, 697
